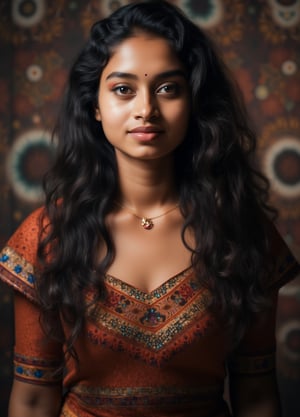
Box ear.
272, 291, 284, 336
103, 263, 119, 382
95, 107, 101, 121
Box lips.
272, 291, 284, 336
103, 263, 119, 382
128, 126, 164, 142
129, 126, 163, 133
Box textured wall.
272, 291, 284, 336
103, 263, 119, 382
0, 0, 299, 416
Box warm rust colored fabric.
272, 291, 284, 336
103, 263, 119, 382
0, 208, 299, 417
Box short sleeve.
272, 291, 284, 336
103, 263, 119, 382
0, 207, 44, 302
0, 208, 63, 386
228, 220, 300, 377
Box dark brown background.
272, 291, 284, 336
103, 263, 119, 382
0, 0, 299, 416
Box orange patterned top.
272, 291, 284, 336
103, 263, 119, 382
0, 208, 299, 417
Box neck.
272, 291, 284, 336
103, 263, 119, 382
115, 155, 178, 212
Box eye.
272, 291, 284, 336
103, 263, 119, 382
112, 85, 135, 96
156, 83, 180, 96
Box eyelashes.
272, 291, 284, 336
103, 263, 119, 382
112, 85, 134, 96
110, 82, 181, 98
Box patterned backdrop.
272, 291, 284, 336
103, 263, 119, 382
0, 0, 299, 415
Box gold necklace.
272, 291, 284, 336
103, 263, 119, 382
115, 201, 179, 230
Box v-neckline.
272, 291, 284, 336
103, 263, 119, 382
104, 266, 193, 301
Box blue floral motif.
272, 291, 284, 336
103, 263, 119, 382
27, 274, 35, 284
14, 265, 23, 273
0, 254, 9, 262
171, 291, 187, 306
34, 369, 44, 378
140, 308, 166, 326
16, 366, 24, 374
116, 302, 129, 313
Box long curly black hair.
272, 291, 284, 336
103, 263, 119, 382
37, 0, 275, 359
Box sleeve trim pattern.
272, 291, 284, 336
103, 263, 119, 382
14, 353, 63, 385
228, 351, 276, 376
0, 246, 37, 303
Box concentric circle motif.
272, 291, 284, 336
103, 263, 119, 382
180, 0, 223, 29
259, 118, 300, 218
12, 0, 45, 28
281, 59, 298, 76
26, 64, 43, 82
255, 85, 270, 100
2, 0, 64, 44
269, 0, 300, 28
102, 0, 129, 15
259, 0, 300, 43
178, 0, 245, 46
6, 129, 55, 204
264, 137, 300, 199
81, 0, 129, 36
277, 319, 300, 362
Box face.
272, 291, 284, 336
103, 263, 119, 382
95, 33, 190, 163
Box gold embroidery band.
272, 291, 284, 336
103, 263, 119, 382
70, 384, 223, 407
14, 353, 62, 385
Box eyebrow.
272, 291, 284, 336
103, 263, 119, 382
105, 69, 186, 81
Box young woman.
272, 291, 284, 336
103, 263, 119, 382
1, 1, 299, 416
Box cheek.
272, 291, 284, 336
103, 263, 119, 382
167, 104, 189, 133
100, 107, 126, 130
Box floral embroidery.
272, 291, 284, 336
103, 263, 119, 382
0, 246, 37, 302
86, 271, 213, 365
14, 353, 62, 385
140, 308, 166, 326
107, 291, 131, 313
104, 269, 192, 304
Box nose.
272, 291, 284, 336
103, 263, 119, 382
133, 89, 159, 121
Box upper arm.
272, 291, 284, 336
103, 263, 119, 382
0, 209, 64, 414
228, 291, 282, 417
9, 379, 62, 417
228, 220, 299, 416
229, 372, 281, 417
13, 291, 64, 385
9, 292, 64, 416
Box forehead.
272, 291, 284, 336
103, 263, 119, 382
102, 34, 184, 76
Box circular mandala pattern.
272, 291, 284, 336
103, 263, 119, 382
277, 320, 300, 362
14, 50, 66, 116
270, 0, 300, 28
259, 118, 300, 218
259, 0, 300, 43
81, 0, 129, 36
12, 0, 45, 28
178, 0, 245, 45
0, 0, 64, 44
99, 0, 129, 17
26, 64, 43, 82
256, 49, 300, 114
180, 0, 223, 29
255, 85, 270, 100
281, 59, 298, 76
264, 137, 300, 198
6, 129, 55, 204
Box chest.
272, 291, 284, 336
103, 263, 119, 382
103, 213, 194, 293
81, 270, 228, 366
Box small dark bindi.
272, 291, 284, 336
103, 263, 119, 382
144, 73, 148, 77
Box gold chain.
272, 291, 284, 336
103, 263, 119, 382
114, 201, 179, 230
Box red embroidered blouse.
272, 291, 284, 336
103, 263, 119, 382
0, 208, 299, 417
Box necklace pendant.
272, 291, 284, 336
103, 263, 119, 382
141, 217, 154, 230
